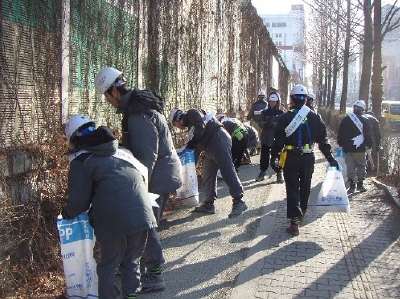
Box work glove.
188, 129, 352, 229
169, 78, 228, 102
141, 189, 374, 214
327, 156, 340, 170
365, 147, 372, 155
270, 155, 280, 171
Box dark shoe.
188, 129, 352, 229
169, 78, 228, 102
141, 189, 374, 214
299, 210, 307, 223
138, 273, 165, 293
357, 181, 367, 192
286, 221, 299, 235
276, 172, 284, 183
228, 199, 248, 219
194, 202, 215, 214
255, 171, 266, 181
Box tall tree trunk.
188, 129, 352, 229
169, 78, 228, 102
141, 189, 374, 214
330, 4, 340, 109
359, 0, 373, 105
371, 0, 384, 115
340, 0, 352, 113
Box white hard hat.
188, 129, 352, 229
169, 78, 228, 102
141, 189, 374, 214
94, 67, 123, 94
64, 114, 95, 143
353, 100, 366, 110
169, 109, 184, 127
290, 84, 308, 100
258, 90, 266, 97
268, 93, 279, 102
307, 93, 315, 100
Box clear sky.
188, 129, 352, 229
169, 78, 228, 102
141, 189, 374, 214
251, 0, 398, 15
251, 0, 303, 15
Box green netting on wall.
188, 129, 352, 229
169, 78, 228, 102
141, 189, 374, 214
1, 0, 60, 31
69, 0, 137, 89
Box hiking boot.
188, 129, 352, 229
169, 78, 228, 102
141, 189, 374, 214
194, 202, 215, 214
276, 172, 284, 183
228, 199, 248, 219
357, 180, 367, 192
138, 273, 165, 293
286, 221, 299, 236
255, 171, 266, 181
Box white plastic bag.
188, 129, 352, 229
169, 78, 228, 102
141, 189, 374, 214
316, 166, 350, 213
57, 212, 99, 298
336, 147, 347, 179
176, 148, 199, 206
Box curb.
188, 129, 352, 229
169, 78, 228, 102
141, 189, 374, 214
372, 178, 400, 210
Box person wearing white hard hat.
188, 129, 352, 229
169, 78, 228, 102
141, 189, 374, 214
246, 90, 268, 154
62, 114, 157, 299
306, 93, 316, 111
169, 108, 247, 219
94, 67, 182, 293
337, 100, 373, 193
270, 84, 339, 236
256, 92, 284, 183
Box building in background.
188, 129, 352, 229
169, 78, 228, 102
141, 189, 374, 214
260, 5, 306, 86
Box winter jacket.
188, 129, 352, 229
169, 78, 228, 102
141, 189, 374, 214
244, 124, 259, 148
63, 126, 157, 241
183, 109, 224, 151
364, 113, 382, 148
337, 112, 373, 153
258, 106, 284, 147
271, 105, 334, 160
118, 89, 182, 195
247, 98, 268, 122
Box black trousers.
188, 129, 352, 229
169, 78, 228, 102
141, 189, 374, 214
283, 152, 315, 219
232, 133, 249, 168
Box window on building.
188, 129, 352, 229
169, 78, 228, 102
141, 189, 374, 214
272, 22, 286, 27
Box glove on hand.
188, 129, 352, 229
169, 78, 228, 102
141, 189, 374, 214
327, 156, 340, 170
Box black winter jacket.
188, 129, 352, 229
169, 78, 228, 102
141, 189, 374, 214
337, 112, 372, 153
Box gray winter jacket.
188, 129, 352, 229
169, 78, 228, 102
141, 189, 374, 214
118, 90, 182, 195
63, 126, 157, 241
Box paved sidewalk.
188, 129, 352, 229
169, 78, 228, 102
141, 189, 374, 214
230, 150, 400, 299
132, 147, 400, 299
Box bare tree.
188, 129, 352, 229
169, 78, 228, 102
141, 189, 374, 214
340, 0, 352, 113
